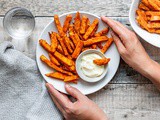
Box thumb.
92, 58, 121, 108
65, 84, 86, 100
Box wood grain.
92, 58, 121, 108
0, 0, 131, 16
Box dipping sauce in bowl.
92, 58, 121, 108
76, 49, 108, 83
81, 53, 104, 77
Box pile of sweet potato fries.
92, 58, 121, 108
136, 0, 160, 34
39, 12, 113, 83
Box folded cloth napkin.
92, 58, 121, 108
0, 41, 63, 120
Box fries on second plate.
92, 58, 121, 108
93, 58, 110, 66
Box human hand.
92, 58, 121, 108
101, 16, 152, 75
46, 83, 108, 120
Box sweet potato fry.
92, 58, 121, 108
50, 32, 58, 53
64, 36, 73, 54
83, 36, 108, 46
49, 53, 60, 66
62, 65, 76, 72
63, 14, 72, 33
54, 15, 65, 37
56, 34, 69, 56
91, 44, 97, 49
74, 12, 81, 33
68, 37, 75, 50
94, 27, 109, 37
64, 75, 79, 82
57, 45, 64, 54
150, 16, 160, 21
139, 3, 150, 11
39, 39, 51, 52
69, 25, 80, 45
101, 38, 113, 53
97, 43, 103, 49
83, 19, 99, 40
53, 51, 74, 66
45, 72, 67, 80
147, 23, 160, 28
40, 55, 73, 75
80, 15, 88, 34
86, 18, 90, 30
90, 24, 98, 37
141, 0, 153, 9
93, 58, 110, 66
72, 40, 83, 59
148, 0, 160, 11
146, 11, 160, 16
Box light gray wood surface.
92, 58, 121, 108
0, 0, 160, 120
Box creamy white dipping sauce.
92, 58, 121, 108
80, 53, 104, 77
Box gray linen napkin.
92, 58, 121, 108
0, 41, 63, 120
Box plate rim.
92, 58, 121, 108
36, 11, 120, 95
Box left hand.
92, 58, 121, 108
46, 83, 108, 120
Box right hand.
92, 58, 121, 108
101, 16, 152, 74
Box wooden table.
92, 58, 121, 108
0, 0, 160, 119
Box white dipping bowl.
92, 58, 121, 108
76, 49, 108, 83
129, 0, 160, 48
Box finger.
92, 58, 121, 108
46, 83, 72, 108
101, 16, 129, 41
49, 93, 65, 114
65, 84, 86, 100
110, 31, 126, 53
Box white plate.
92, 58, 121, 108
36, 11, 120, 95
129, 0, 160, 48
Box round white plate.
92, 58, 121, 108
129, 0, 160, 48
36, 11, 120, 95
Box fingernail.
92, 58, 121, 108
65, 84, 71, 89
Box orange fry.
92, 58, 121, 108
45, 72, 67, 80
64, 36, 73, 54
101, 38, 113, 53
39, 39, 51, 52
83, 36, 108, 46
93, 58, 110, 66
54, 15, 65, 37
72, 40, 84, 59
150, 16, 160, 21
69, 25, 80, 45
83, 19, 99, 40
49, 53, 60, 66
146, 11, 160, 16
50, 32, 58, 53
63, 14, 72, 33
86, 18, 90, 30
147, 23, 160, 28
74, 12, 81, 33
148, 0, 160, 11
56, 34, 69, 56
90, 24, 98, 37
40, 55, 73, 75
68, 38, 75, 50
139, 3, 150, 11
53, 51, 74, 66
64, 75, 79, 82
91, 44, 97, 49
141, 0, 153, 9
94, 27, 109, 37
80, 15, 88, 34
97, 43, 103, 49
57, 45, 64, 54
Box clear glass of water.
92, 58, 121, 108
3, 7, 35, 51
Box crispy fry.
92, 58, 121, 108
50, 32, 58, 53
80, 15, 88, 34
148, 0, 160, 11
62, 65, 76, 72
83, 19, 99, 40
101, 38, 113, 53
141, 0, 153, 9
74, 12, 81, 33
64, 36, 73, 54
57, 45, 64, 54
139, 3, 150, 10
72, 40, 84, 59
64, 75, 79, 82
150, 16, 160, 21
94, 27, 109, 37
53, 51, 74, 66
93, 58, 110, 66
83, 36, 108, 46
146, 11, 160, 16
54, 15, 65, 37
86, 18, 90, 30
45, 72, 67, 80
56, 34, 69, 56
68, 37, 75, 50
40, 55, 73, 75
49, 53, 60, 66
63, 14, 72, 33
69, 25, 80, 45
97, 43, 103, 49
90, 24, 98, 37
147, 23, 160, 28
39, 39, 51, 52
